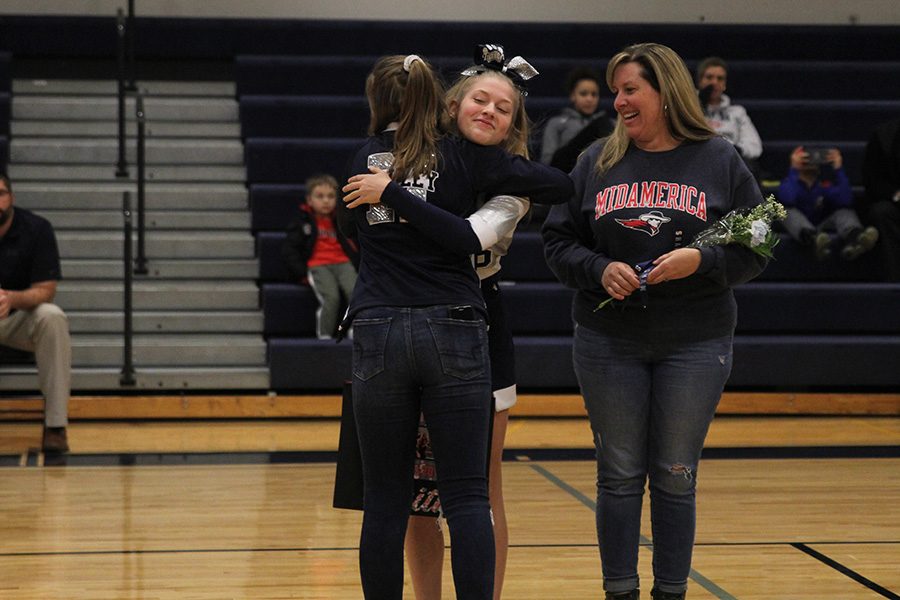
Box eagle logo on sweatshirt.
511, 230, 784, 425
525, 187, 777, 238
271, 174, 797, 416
615, 210, 671, 236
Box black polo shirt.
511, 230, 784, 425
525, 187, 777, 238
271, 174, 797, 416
0, 207, 62, 291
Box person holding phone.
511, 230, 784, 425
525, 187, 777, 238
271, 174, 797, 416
778, 145, 878, 260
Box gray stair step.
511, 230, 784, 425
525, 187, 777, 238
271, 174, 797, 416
13, 79, 236, 97
12, 120, 242, 138
0, 366, 270, 391
56, 281, 259, 310
12, 96, 239, 121
11, 139, 244, 165
13, 182, 248, 210
56, 231, 255, 259
57, 231, 255, 259
0, 367, 270, 391
65, 334, 266, 366
67, 310, 263, 333
8, 164, 246, 182
41, 210, 250, 230
62, 259, 258, 280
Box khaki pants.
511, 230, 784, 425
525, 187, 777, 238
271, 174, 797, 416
0, 303, 71, 427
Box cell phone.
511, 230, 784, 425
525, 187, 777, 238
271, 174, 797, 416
805, 147, 829, 165
449, 305, 477, 321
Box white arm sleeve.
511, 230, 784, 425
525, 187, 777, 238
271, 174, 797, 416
467, 195, 531, 251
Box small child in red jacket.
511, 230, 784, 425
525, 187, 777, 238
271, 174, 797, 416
282, 174, 359, 339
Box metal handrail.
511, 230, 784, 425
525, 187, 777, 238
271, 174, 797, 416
134, 91, 148, 275
115, 8, 129, 178
120, 191, 136, 386
125, 0, 137, 92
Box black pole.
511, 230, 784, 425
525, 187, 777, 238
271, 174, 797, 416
134, 91, 148, 275
115, 9, 129, 178
126, 0, 137, 91
120, 191, 136, 386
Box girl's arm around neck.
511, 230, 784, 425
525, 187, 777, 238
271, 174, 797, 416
466, 142, 574, 205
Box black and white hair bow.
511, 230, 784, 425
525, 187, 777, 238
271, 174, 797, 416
461, 43, 539, 95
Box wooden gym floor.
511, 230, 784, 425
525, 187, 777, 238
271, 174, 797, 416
0, 394, 898, 599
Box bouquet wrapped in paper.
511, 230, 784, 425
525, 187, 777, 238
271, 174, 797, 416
595, 195, 786, 311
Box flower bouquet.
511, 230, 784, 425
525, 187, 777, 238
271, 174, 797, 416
686, 194, 787, 258
594, 195, 786, 311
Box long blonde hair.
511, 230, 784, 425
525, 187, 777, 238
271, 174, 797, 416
365, 55, 444, 181
597, 43, 715, 175
442, 70, 531, 158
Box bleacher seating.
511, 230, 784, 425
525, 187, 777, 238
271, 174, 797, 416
245, 138, 362, 184
234, 21, 900, 393
0, 51, 10, 91
240, 95, 369, 138
3, 16, 898, 393
0, 134, 7, 173
0, 51, 9, 171
250, 184, 306, 232
0, 92, 8, 132
4, 18, 898, 62
235, 55, 897, 187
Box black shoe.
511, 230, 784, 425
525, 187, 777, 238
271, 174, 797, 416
42, 426, 69, 453
606, 591, 639, 600
651, 589, 685, 600
840, 226, 879, 261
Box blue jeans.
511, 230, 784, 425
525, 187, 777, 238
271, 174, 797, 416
352, 305, 495, 599
572, 325, 733, 595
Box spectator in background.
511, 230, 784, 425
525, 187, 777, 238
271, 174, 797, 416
696, 56, 763, 180
540, 66, 616, 173
861, 117, 900, 281
282, 174, 359, 339
0, 174, 71, 453
778, 146, 878, 261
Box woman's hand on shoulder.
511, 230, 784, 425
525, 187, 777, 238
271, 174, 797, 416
646, 248, 701, 284
601, 262, 640, 300
343, 167, 391, 209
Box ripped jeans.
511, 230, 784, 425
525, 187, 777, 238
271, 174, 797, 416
572, 325, 733, 595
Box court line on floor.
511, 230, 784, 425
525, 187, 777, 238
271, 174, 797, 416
0, 546, 357, 558
511, 445, 900, 461
3, 541, 899, 559
792, 543, 900, 599
529, 462, 737, 600
2, 444, 898, 468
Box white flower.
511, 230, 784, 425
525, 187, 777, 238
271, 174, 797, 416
749, 220, 769, 247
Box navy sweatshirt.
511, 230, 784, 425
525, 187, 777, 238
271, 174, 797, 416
346, 131, 573, 319
542, 136, 767, 344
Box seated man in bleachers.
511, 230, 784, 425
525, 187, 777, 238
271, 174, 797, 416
0, 174, 71, 453
778, 146, 878, 261
696, 56, 763, 181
